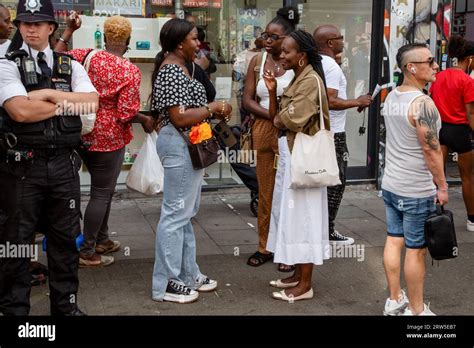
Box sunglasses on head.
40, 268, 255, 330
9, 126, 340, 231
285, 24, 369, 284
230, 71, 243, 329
405, 57, 436, 67
260, 32, 287, 41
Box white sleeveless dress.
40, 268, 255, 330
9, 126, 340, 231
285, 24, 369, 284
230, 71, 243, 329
265, 75, 330, 266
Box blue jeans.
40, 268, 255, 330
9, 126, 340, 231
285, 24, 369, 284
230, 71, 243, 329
382, 189, 436, 249
152, 124, 205, 300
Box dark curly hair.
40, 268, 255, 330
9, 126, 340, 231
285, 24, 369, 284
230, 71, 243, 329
448, 35, 474, 60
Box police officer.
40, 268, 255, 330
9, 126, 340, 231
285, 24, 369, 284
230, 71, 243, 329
0, 0, 98, 315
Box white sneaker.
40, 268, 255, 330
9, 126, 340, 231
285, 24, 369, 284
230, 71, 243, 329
403, 303, 436, 316
196, 277, 218, 292
383, 289, 409, 316
467, 220, 474, 232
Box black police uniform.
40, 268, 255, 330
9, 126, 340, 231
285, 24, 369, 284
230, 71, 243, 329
0, 0, 86, 316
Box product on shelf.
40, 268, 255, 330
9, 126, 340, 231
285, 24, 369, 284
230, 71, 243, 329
94, 24, 102, 50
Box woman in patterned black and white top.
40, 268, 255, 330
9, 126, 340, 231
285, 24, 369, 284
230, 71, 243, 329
150, 18, 232, 304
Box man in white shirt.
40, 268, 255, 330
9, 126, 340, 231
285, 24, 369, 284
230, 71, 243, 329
0, 4, 13, 57
313, 25, 372, 245
0, 0, 98, 316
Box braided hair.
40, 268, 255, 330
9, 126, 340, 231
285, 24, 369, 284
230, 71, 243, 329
289, 30, 327, 89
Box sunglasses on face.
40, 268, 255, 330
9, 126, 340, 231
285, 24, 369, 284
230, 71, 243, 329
405, 57, 436, 67
260, 32, 287, 41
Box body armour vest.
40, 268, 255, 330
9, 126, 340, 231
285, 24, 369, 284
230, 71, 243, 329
0, 50, 83, 149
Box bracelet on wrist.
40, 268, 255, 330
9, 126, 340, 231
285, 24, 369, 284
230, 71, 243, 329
206, 105, 213, 119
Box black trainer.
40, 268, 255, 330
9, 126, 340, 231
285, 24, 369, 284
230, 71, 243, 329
163, 280, 199, 304
329, 230, 355, 245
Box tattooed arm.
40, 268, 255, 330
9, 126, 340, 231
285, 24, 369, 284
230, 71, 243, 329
410, 96, 448, 204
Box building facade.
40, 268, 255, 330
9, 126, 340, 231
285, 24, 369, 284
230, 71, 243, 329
2, 0, 459, 188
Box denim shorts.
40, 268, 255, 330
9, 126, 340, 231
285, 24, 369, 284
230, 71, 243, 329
382, 189, 436, 249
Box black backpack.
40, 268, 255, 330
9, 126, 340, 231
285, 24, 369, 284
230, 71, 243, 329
424, 204, 458, 261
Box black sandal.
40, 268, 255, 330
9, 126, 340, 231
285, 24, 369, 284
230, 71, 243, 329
278, 263, 295, 273
247, 251, 274, 267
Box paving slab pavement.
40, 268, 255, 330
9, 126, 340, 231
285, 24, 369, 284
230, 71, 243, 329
29, 185, 474, 315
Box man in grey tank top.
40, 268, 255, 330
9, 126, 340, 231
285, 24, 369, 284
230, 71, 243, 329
381, 43, 448, 316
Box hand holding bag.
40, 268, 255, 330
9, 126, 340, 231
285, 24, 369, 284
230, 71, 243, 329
289, 75, 341, 189
424, 203, 458, 261
80, 49, 99, 135
126, 131, 164, 195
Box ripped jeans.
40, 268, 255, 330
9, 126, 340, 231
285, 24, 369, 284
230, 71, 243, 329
152, 124, 205, 300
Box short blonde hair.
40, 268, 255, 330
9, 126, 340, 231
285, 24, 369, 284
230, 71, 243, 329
104, 16, 132, 45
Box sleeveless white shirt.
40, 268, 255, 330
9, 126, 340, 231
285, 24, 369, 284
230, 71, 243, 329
381, 88, 441, 198
256, 51, 294, 110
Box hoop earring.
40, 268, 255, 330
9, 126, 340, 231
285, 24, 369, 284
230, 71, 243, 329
298, 58, 304, 67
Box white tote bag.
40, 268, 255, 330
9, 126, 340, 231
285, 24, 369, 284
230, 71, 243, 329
126, 132, 164, 195
289, 74, 341, 189
80, 49, 99, 135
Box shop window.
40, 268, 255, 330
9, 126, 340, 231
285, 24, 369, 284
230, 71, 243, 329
297, 0, 373, 167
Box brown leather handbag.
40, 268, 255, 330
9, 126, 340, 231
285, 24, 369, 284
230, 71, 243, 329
175, 125, 220, 170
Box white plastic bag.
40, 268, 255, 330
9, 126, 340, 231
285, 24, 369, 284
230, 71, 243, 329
80, 113, 96, 135
126, 132, 164, 195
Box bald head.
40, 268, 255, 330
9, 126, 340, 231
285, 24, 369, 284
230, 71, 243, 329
313, 25, 343, 56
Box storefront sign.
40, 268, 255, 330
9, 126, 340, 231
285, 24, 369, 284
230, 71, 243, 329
151, 0, 172, 5
94, 0, 143, 15
183, 0, 221, 9
150, 0, 221, 9
52, 0, 93, 10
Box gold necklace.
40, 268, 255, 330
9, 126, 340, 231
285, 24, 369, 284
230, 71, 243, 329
268, 55, 282, 73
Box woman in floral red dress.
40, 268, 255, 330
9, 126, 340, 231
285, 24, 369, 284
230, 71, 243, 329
57, 15, 154, 267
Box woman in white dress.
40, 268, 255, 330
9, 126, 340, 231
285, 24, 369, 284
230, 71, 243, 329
264, 30, 331, 302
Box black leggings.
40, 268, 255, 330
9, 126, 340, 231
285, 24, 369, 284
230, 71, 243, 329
80, 147, 125, 255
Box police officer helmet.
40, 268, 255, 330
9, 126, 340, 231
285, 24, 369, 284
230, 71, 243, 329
13, 0, 58, 30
